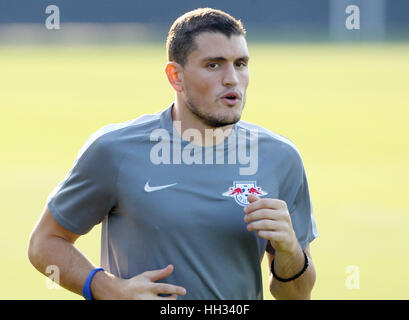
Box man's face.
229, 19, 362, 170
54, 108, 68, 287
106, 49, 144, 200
180, 32, 250, 127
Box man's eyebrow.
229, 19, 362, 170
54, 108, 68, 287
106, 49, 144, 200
201, 57, 227, 63
201, 56, 250, 62
237, 56, 250, 62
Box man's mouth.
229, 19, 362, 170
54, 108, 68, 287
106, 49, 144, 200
220, 91, 240, 105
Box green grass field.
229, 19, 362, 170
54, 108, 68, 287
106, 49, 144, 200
0, 43, 408, 299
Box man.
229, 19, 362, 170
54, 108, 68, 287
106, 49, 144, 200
28, 8, 318, 300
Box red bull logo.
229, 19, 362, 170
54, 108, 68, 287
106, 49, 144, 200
223, 181, 268, 206
229, 187, 244, 195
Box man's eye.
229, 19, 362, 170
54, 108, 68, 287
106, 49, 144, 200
236, 62, 247, 68
207, 63, 219, 69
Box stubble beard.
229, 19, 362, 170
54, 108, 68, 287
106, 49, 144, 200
184, 93, 245, 128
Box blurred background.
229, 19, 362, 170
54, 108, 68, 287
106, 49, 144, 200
0, 0, 408, 299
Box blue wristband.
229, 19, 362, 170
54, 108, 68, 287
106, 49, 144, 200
82, 268, 104, 300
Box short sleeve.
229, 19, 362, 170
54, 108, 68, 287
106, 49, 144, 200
265, 146, 318, 255
288, 165, 318, 250
46, 133, 118, 235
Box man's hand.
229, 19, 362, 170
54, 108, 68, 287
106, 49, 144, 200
243, 194, 298, 254
243, 194, 316, 299
93, 264, 187, 300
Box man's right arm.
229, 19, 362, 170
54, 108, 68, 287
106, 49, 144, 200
28, 206, 186, 300
28, 205, 119, 298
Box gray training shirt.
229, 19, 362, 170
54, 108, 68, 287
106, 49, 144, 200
47, 104, 318, 300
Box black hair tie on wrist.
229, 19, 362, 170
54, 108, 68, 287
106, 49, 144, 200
271, 251, 309, 282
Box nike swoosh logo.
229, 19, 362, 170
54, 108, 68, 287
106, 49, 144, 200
144, 180, 177, 192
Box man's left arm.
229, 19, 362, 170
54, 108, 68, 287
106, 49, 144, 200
266, 244, 316, 300
244, 194, 316, 300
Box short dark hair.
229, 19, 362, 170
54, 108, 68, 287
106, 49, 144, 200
166, 8, 246, 66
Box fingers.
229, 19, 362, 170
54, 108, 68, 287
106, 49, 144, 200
244, 195, 290, 226
245, 196, 298, 255
153, 283, 187, 296
246, 219, 282, 232
256, 230, 276, 240
247, 194, 259, 203
244, 208, 283, 223
157, 294, 179, 300
244, 196, 288, 214
244, 197, 292, 235
140, 265, 187, 299
143, 264, 174, 282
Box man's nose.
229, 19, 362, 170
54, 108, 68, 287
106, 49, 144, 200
222, 64, 239, 87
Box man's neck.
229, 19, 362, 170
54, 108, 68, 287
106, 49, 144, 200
171, 101, 234, 147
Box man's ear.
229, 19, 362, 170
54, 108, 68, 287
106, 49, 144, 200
165, 62, 184, 93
